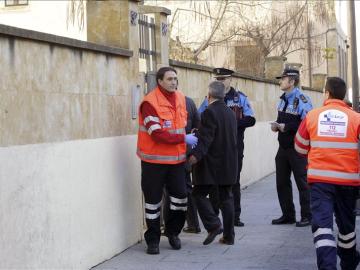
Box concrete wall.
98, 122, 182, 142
170, 60, 324, 187
0, 136, 142, 269
0, 25, 143, 269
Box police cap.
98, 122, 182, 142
213, 67, 234, 78
275, 68, 300, 79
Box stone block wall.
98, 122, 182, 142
0, 25, 143, 270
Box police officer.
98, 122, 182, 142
199, 68, 256, 227
295, 77, 360, 270
271, 68, 313, 227
137, 67, 198, 255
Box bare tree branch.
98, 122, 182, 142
280, 2, 307, 56
68, 0, 84, 30
193, 1, 229, 59
161, 0, 333, 65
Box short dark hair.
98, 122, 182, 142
325, 77, 346, 100
288, 76, 300, 87
156, 67, 177, 84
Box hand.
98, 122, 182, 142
185, 133, 198, 147
278, 123, 285, 132
270, 122, 279, 132
188, 155, 198, 165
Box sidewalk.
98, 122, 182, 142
92, 173, 360, 270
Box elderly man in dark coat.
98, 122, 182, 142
188, 81, 238, 245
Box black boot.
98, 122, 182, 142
146, 243, 160, 255
167, 235, 181, 250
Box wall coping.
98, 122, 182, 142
0, 24, 133, 57
139, 5, 171, 15
169, 59, 280, 84
302, 85, 323, 93
169, 59, 322, 93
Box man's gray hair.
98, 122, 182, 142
208, 81, 225, 99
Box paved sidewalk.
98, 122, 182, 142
93, 173, 360, 270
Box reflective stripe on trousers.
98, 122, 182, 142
169, 196, 187, 211
145, 200, 162, 220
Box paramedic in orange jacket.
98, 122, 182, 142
137, 67, 198, 255
295, 77, 360, 270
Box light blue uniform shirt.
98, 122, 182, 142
198, 89, 254, 117
277, 87, 313, 120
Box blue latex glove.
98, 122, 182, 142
185, 133, 198, 147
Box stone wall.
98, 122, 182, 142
0, 24, 143, 269
0, 24, 140, 147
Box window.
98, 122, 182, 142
5, 0, 28, 7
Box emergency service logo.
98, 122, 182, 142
317, 110, 348, 138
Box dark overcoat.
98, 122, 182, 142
191, 100, 238, 186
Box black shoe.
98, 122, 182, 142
203, 226, 223, 245
183, 226, 201, 233
295, 217, 311, 227
219, 237, 234, 245
167, 235, 181, 250
271, 216, 295, 225
340, 250, 360, 269
234, 219, 244, 227
146, 243, 159, 255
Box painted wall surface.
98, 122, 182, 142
0, 0, 87, 40
0, 136, 142, 269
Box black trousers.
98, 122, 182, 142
209, 151, 243, 221
193, 185, 235, 242
184, 171, 200, 229
275, 147, 311, 219
163, 171, 200, 230
233, 151, 244, 221
141, 161, 187, 245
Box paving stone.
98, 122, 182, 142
92, 173, 360, 270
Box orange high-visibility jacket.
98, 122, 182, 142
305, 99, 360, 186
137, 87, 187, 164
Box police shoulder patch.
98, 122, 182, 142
299, 94, 308, 103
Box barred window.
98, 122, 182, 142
5, 0, 28, 6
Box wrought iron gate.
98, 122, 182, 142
138, 14, 156, 72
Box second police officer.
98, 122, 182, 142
199, 68, 256, 227
270, 68, 313, 227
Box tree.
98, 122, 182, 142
68, 0, 85, 31
149, 0, 334, 64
